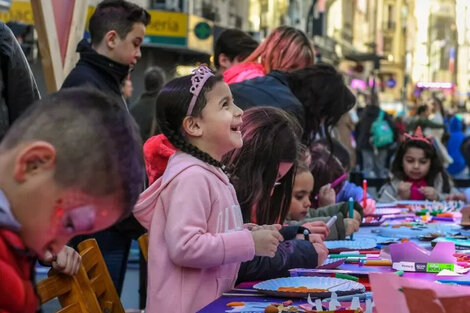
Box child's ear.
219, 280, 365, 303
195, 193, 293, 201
218, 53, 233, 69
182, 116, 203, 137
14, 142, 56, 182
104, 30, 118, 49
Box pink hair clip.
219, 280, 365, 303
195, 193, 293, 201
403, 126, 432, 145
187, 65, 214, 116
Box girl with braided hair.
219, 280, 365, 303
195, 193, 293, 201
133, 66, 283, 313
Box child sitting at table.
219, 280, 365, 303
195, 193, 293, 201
133, 66, 283, 313
284, 160, 361, 240
223, 106, 328, 283
0, 88, 145, 313
309, 141, 376, 215
378, 127, 458, 202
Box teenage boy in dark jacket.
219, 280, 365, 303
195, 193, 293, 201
62, 0, 150, 110
61, 0, 150, 295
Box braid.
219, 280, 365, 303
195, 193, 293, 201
162, 124, 229, 174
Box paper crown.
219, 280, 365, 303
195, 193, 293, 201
403, 126, 432, 145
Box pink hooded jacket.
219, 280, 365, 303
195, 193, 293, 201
134, 152, 255, 313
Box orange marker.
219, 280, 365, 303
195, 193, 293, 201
363, 260, 392, 266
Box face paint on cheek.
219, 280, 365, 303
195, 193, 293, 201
66, 205, 96, 233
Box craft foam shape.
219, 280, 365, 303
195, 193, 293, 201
329, 292, 340, 311
370, 273, 470, 313
315, 298, 323, 311
389, 241, 456, 264
350, 297, 360, 309
365, 299, 374, 313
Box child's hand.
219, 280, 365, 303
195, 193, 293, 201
344, 218, 360, 236
419, 186, 439, 201
312, 242, 329, 266
350, 209, 362, 224
251, 229, 283, 257
301, 221, 329, 240
397, 181, 412, 199
318, 184, 336, 207
42, 246, 81, 276
250, 224, 282, 232
446, 193, 466, 201
363, 198, 376, 215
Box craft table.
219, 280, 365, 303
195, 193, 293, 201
197, 220, 470, 312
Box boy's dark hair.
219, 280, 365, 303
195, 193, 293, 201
89, 0, 150, 45
0, 87, 145, 218
144, 66, 166, 92
309, 142, 345, 204
223, 107, 302, 225
214, 29, 258, 69
155, 73, 226, 169
391, 139, 451, 193
287, 64, 356, 145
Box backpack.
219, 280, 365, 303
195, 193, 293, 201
370, 110, 394, 148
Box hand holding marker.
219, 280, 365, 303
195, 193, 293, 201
349, 197, 354, 240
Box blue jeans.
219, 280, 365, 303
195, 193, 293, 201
70, 229, 131, 295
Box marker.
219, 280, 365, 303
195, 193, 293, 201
326, 215, 338, 228
349, 197, 354, 240
303, 228, 310, 241
436, 280, 470, 286
363, 260, 392, 266
330, 173, 347, 189
362, 179, 367, 209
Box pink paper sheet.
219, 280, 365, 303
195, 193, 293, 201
370, 273, 470, 313
389, 241, 456, 263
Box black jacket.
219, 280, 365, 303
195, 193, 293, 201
62, 39, 144, 240
355, 105, 396, 150
229, 71, 305, 126
236, 226, 319, 283
130, 90, 159, 141
0, 22, 40, 140
61, 39, 129, 109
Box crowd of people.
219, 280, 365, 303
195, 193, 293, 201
1, 0, 470, 313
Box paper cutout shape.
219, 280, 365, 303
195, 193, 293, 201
370, 273, 470, 313
389, 241, 456, 264
437, 269, 461, 277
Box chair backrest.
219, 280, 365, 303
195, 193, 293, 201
138, 233, 149, 262
37, 265, 101, 313
77, 239, 125, 313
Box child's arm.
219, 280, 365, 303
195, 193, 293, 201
236, 239, 322, 283
161, 173, 255, 268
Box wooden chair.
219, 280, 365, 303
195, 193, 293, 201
137, 233, 149, 262
77, 239, 125, 313
37, 265, 101, 313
